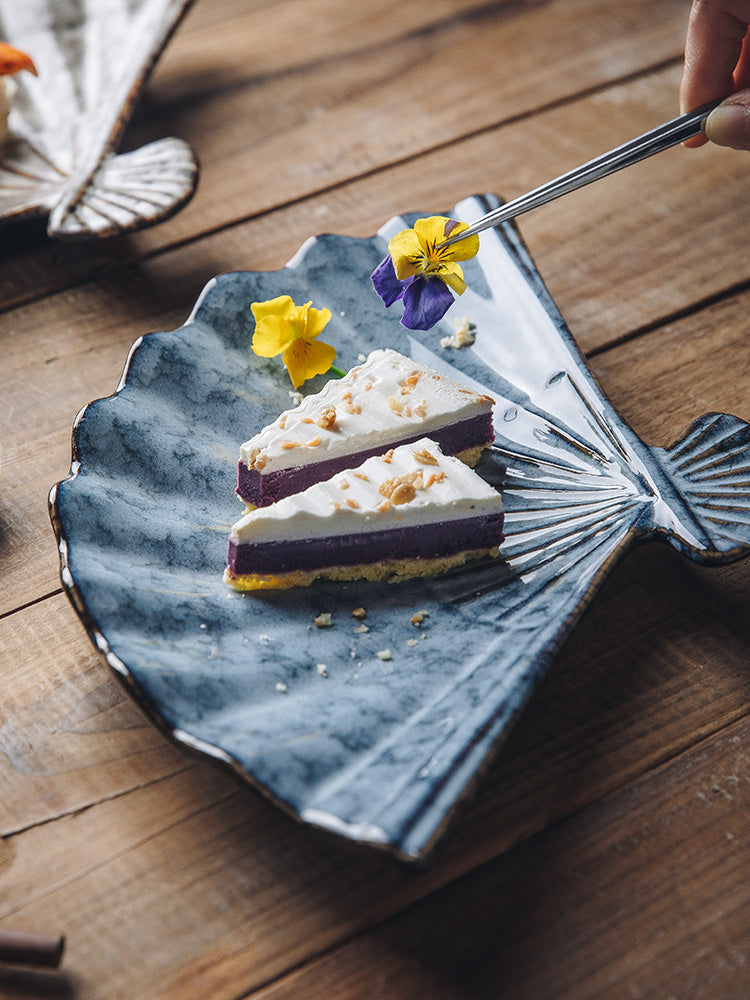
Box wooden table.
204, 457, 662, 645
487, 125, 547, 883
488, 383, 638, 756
3, 1, 750, 996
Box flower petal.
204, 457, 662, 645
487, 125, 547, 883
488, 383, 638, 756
282, 338, 338, 389
388, 229, 425, 280
371, 255, 408, 305
302, 304, 332, 340
251, 295, 297, 356
400, 276, 454, 330
413, 216, 451, 248
438, 222, 479, 261
251, 294, 295, 325
439, 262, 467, 296
0, 43, 37, 77
252, 313, 294, 357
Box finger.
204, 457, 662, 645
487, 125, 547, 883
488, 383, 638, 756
705, 89, 750, 147
680, 0, 750, 110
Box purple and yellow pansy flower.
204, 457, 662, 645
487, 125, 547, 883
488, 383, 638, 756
371, 216, 479, 330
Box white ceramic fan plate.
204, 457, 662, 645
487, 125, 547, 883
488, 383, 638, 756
0, 0, 197, 240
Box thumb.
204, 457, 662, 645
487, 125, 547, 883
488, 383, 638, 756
705, 92, 750, 149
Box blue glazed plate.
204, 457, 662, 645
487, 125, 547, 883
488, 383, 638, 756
50, 195, 750, 861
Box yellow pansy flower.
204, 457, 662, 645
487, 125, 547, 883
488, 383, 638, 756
251, 295, 337, 389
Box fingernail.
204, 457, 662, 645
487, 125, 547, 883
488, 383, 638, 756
705, 104, 750, 150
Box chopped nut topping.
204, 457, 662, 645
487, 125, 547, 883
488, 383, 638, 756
410, 611, 429, 627
413, 401, 427, 418
379, 471, 424, 502
306, 436, 322, 447
413, 447, 438, 465
387, 396, 403, 414
380, 475, 419, 505
353, 472, 370, 481
316, 406, 337, 430
378, 477, 397, 499
425, 471, 446, 488
281, 441, 302, 449
314, 612, 333, 629
364, 380, 373, 390
252, 452, 266, 471
301, 417, 314, 424
391, 482, 415, 505
345, 497, 360, 509
352, 607, 367, 619
382, 449, 394, 463
338, 479, 350, 489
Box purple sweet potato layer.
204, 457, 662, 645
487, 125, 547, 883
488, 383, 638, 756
237, 412, 494, 505
227, 511, 504, 575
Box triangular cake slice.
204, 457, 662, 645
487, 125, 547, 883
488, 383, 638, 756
225, 438, 504, 590
237, 348, 494, 506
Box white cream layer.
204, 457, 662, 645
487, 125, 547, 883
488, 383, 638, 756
240, 348, 493, 475
230, 437, 503, 545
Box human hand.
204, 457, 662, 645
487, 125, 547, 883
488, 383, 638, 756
680, 0, 750, 149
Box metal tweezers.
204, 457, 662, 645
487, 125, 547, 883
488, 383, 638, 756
440, 98, 724, 246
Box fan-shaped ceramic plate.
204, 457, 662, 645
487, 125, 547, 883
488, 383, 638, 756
50, 196, 750, 861
0, 0, 197, 240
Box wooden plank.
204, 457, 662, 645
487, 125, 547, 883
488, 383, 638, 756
245, 715, 750, 1000
0, 0, 689, 311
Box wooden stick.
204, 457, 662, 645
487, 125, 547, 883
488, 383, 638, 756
0, 928, 65, 968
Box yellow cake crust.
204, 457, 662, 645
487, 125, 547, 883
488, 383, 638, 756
223, 546, 500, 591
454, 443, 487, 468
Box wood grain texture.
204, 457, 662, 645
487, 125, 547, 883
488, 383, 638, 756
1, 0, 749, 996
